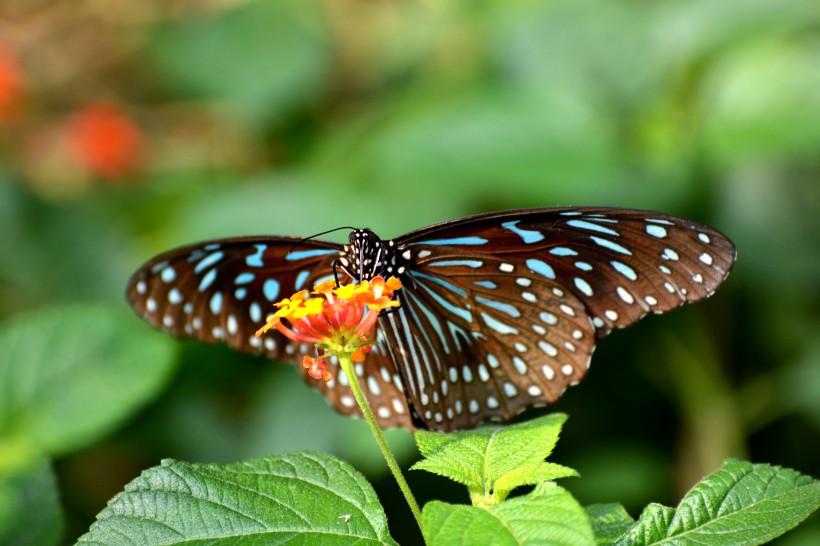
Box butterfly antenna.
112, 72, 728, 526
288, 226, 356, 254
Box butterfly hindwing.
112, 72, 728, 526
379, 255, 596, 430
307, 341, 415, 429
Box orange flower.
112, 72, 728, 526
0, 44, 25, 119
68, 102, 144, 179
256, 276, 402, 381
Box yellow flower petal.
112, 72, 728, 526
312, 279, 337, 295
333, 283, 358, 300
274, 290, 308, 308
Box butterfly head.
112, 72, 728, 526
339, 228, 404, 282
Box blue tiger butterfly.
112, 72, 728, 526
127, 207, 736, 431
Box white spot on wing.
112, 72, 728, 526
538, 341, 558, 357
574, 277, 593, 296
646, 225, 667, 238
616, 287, 634, 304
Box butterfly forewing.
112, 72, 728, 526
127, 237, 338, 356
387, 207, 736, 430
126, 236, 414, 429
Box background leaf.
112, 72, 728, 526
76, 451, 397, 546
150, 0, 330, 128
0, 459, 61, 546
0, 304, 176, 458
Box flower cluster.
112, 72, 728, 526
0, 44, 25, 119
255, 276, 402, 382
68, 102, 144, 179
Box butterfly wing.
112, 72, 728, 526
383, 207, 736, 430
126, 236, 414, 428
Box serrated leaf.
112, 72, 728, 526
412, 414, 572, 506
423, 482, 595, 546
0, 458, 62, 546
585, 503, 635, 545
76, 451, 397, 545
0, 304, 176, 459
494, 462, 579, 502
616, 459, 820, 546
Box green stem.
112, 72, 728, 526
338, 353, 426, 542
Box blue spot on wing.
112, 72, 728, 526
295, 270, 310, 290
198, 269, 217, 291
263, 279, 280, 301
481, 313, 519, 335
246, 245, 266, 267
235, 272, 255, 285
286, 249, 338, 261
427, 260, 483, 268
194, 251, 223, 274
549, 247, 577, 257
566, 219, 619, 237
476, 296, 521, 318
502, 220, 545, 244
413, 273, 472, 322
412, 272, 467, 297
406, 292, 450, 354
412, 236, 488, 246
526, 259, 555, 279
591, 236, 632, 255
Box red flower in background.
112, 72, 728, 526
68, 102, 144, 179
0, 44, 25, 119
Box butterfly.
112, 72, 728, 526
127, 207, 736, 432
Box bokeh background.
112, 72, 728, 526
1, 0, 818, 544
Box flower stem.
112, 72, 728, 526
338, 353, 426, 542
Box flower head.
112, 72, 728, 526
0, 44, 25, 119
68, 102, 144, 179
256, 276, 402, 381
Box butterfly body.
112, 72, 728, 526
127, 207, 736, 431
340, 229, 407, 281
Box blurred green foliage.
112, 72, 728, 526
0, 0, 817, 544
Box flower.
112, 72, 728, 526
259, 274, 422, 532
256, 276, 402, 381
67, 101, 144, 179
0, 44, 25, 119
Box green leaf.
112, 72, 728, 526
0, 458, 62, 546
615, 459, 820, 546
585, 503, 634, 545
412, 413, 575, 506
0, 304, 176, 460
76, 451, 397, 545
151, 0, 329, 127
423, 482, 595, 546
